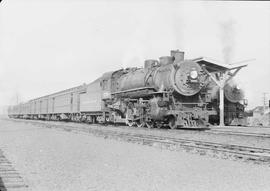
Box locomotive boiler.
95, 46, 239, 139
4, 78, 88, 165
104, 50, 212, 128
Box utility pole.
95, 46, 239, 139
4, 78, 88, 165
268, 100, 270, 126
263, 92, 270, 127
263, 92, 268, 114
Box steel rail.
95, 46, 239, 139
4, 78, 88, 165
206, 129, 270, 138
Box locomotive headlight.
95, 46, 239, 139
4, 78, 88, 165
190, 70, 198, 79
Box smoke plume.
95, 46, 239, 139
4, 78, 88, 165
219, 19, 236, 65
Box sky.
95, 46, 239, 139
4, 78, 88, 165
0, 0, 270, 112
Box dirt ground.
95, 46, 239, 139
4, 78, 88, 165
0, 119, 269, 191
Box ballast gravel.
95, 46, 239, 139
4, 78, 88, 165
0, 119, 269, 191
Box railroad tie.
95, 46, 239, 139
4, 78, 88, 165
0, 149, 28, 190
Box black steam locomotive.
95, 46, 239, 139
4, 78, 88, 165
97, 50, 215, 129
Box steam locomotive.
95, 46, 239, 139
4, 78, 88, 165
103, 50, 214, 129
8, 50, 246, 128
206, 80, 247, 126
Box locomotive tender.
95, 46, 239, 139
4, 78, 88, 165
11, 50, 247, 129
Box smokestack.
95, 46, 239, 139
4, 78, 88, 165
171, 50, 184, 63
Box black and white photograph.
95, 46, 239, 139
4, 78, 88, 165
0, 0, 270, 190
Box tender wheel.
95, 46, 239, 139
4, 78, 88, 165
168, 117, 177, 129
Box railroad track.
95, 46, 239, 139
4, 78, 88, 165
205, 129, 270, 138
82, 129, 270, 163
99, 122, 270, 139
13, 119, 270, 165
0, 149, 28, 191
6, 118, 270, 139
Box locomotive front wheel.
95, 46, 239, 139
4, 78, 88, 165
168, 117, 177, 129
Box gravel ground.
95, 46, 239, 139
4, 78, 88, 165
24, 119, 270, 150
10, 119, 270, 151
0, 119, 270, 191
